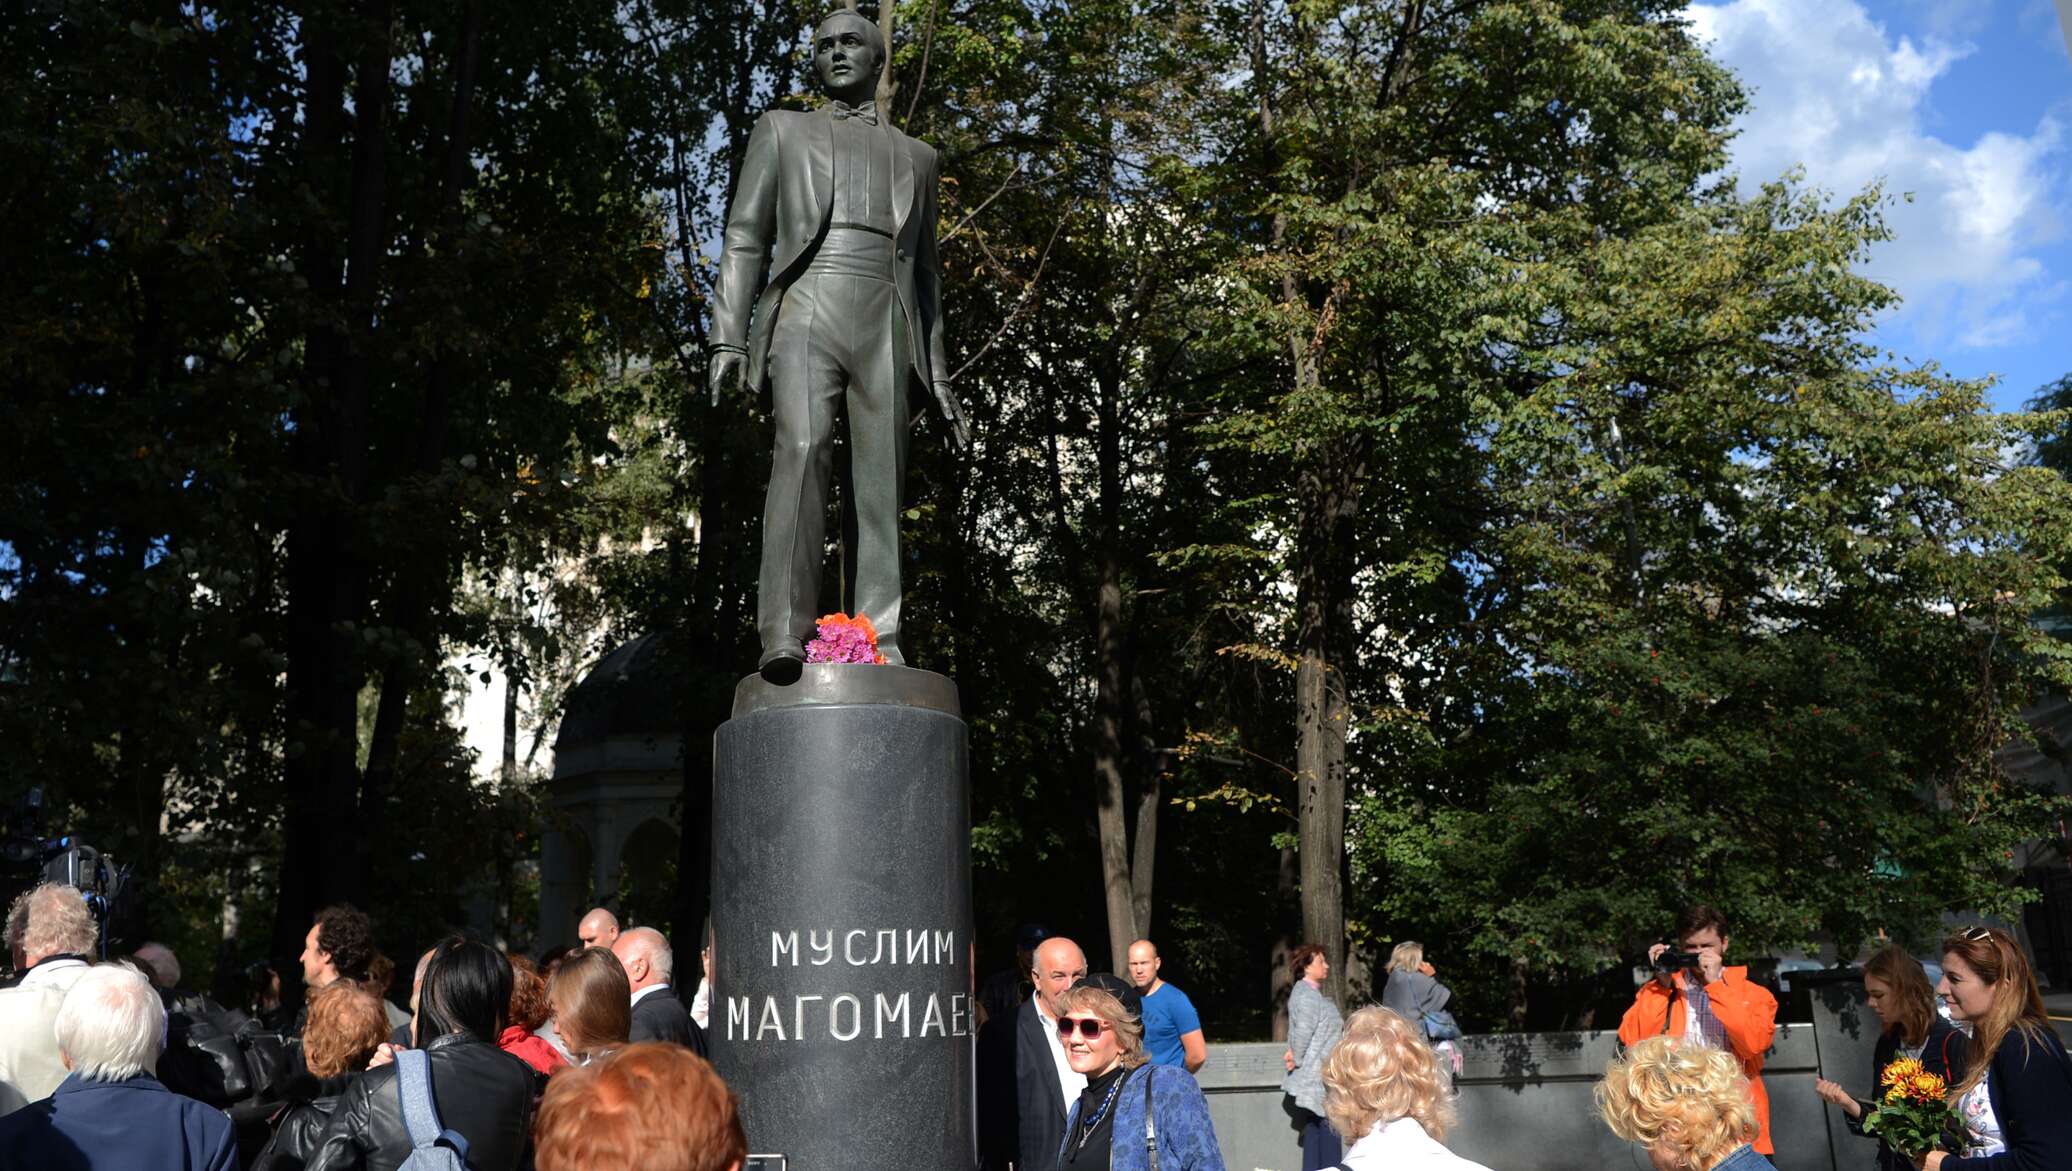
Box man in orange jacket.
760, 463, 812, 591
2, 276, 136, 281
1617, 904, 1780, 1155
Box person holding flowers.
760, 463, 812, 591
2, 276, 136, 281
1915, 926, 2072, 1170
1813, 947, 1967, 1171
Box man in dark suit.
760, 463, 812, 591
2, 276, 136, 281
0, 964, 238, 1170
613, 927, 707, 1057
1009, 937, 1088, 1170
708, 8, 971, 685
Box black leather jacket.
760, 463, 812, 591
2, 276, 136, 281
254, 1071, 354, 1171
303, 1034, 534, 1171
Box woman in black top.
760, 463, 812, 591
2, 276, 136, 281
1923, 926, 2072, 1170
1052, 974, 1224, 1170
254, 981, 393, 1171
1813, 946, 1967, 1171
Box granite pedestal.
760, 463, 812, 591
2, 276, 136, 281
712, 665, 974, 1171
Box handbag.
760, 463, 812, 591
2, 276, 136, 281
1422, 1009, 1462, 1042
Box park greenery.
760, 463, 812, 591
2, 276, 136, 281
3, 0, 2069, 1034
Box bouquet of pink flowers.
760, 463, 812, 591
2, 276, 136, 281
805, 612, 887, 665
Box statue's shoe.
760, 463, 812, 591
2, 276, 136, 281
758, 646, 805, 685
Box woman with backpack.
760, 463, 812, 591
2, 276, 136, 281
304, 937, 535, 1171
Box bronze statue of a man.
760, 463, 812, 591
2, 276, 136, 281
708, 9, 970, 685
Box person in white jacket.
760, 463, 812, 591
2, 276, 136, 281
1321, 1006, 1496, 1170
0, 884, 100, 1115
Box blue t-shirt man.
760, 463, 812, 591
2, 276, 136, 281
1127, 940, 1206, 1071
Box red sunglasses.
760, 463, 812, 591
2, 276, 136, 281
1056, 1016, 1109, 1039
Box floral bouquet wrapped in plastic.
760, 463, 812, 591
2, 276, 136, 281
805, 612, 887, 665
1861, 1056, 1959, 1159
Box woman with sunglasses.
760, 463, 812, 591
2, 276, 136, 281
1052, 974, 1224, 1170
1917, 926, 2072, 1169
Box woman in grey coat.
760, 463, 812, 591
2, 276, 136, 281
1380, 941, 1459, 1074
1281, 943, 1344, 1170
1380, 942, 1452, 1028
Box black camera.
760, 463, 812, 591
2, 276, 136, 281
2, 788, 129, 962
1652, 948, 1704, 973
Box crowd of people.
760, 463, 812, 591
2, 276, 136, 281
0, 887, 738, 1170
4, 883, 2071, 1171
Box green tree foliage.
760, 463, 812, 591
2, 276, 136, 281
4, 0, 2067, 1035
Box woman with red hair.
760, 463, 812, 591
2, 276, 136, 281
533, 1042, 746, 1171
499, 954, 567, 1075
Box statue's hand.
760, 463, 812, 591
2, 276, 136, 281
933, 381, 972, 453
708, 351, 746, 408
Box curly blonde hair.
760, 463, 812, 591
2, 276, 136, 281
1596, 1035, 1757, 1168
1051, 985, 1147, 1070
1322, 1007, 1455, 1142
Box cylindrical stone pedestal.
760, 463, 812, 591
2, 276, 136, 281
712, 665, 973, 1171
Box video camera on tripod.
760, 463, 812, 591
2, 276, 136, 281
2, 787, 130, 964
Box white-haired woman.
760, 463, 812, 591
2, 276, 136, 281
1322, 1006, 1494, 1169
0, 963, 239, 1166
1597, 1034, 1775, 1170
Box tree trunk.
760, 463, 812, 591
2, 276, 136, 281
355, 0, 482, 879
1271, 838, 1298, 1042
1091, 362, 1142, 972
1092, 546, 1134, 971
274, 0, 395, 959
1127, 663, 1158, 941
1293, 464, 1355, 1007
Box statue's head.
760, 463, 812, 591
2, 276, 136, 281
813, 9, 886, 105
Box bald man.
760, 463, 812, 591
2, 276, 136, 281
1012, 937, 1087, 1170
577, 908, 620, 950
1127, 939, 1206, 1072
613, 927, 706, 1057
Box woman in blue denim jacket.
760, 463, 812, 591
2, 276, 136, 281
1052, 977, 1224, 1171
1598, 1035, 1777, 1170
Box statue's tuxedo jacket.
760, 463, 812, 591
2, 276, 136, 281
709, 107, 950, 401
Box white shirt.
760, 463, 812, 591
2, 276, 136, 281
1033, 997, 1088, 1108
1342, 1116, 1497, 1170
1958, 1078, 2007, 1156
18, 957, 86, 989
630, 982, 669, 1008
0, 957, 92, 1116
690, 977, 710, 1029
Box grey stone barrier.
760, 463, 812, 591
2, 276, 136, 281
1193, 982, 2072, 1171
1195, 1026, 1841, 1171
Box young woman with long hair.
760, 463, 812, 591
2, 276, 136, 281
1812, 947, 1967, 1171
1920, 926, 2072, 1169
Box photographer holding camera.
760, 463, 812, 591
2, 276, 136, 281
1618, 904, 1779, 1157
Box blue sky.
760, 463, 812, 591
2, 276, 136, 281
1688, 0, 2072, 411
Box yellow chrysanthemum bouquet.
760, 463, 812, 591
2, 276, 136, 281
1860, 1057, 1959, 1159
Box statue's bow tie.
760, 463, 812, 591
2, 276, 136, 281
830, 101, 879, 126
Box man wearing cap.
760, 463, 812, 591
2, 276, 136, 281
1127, 939, 1206, 1073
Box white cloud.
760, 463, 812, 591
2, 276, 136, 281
1687, 0, 2067, 351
